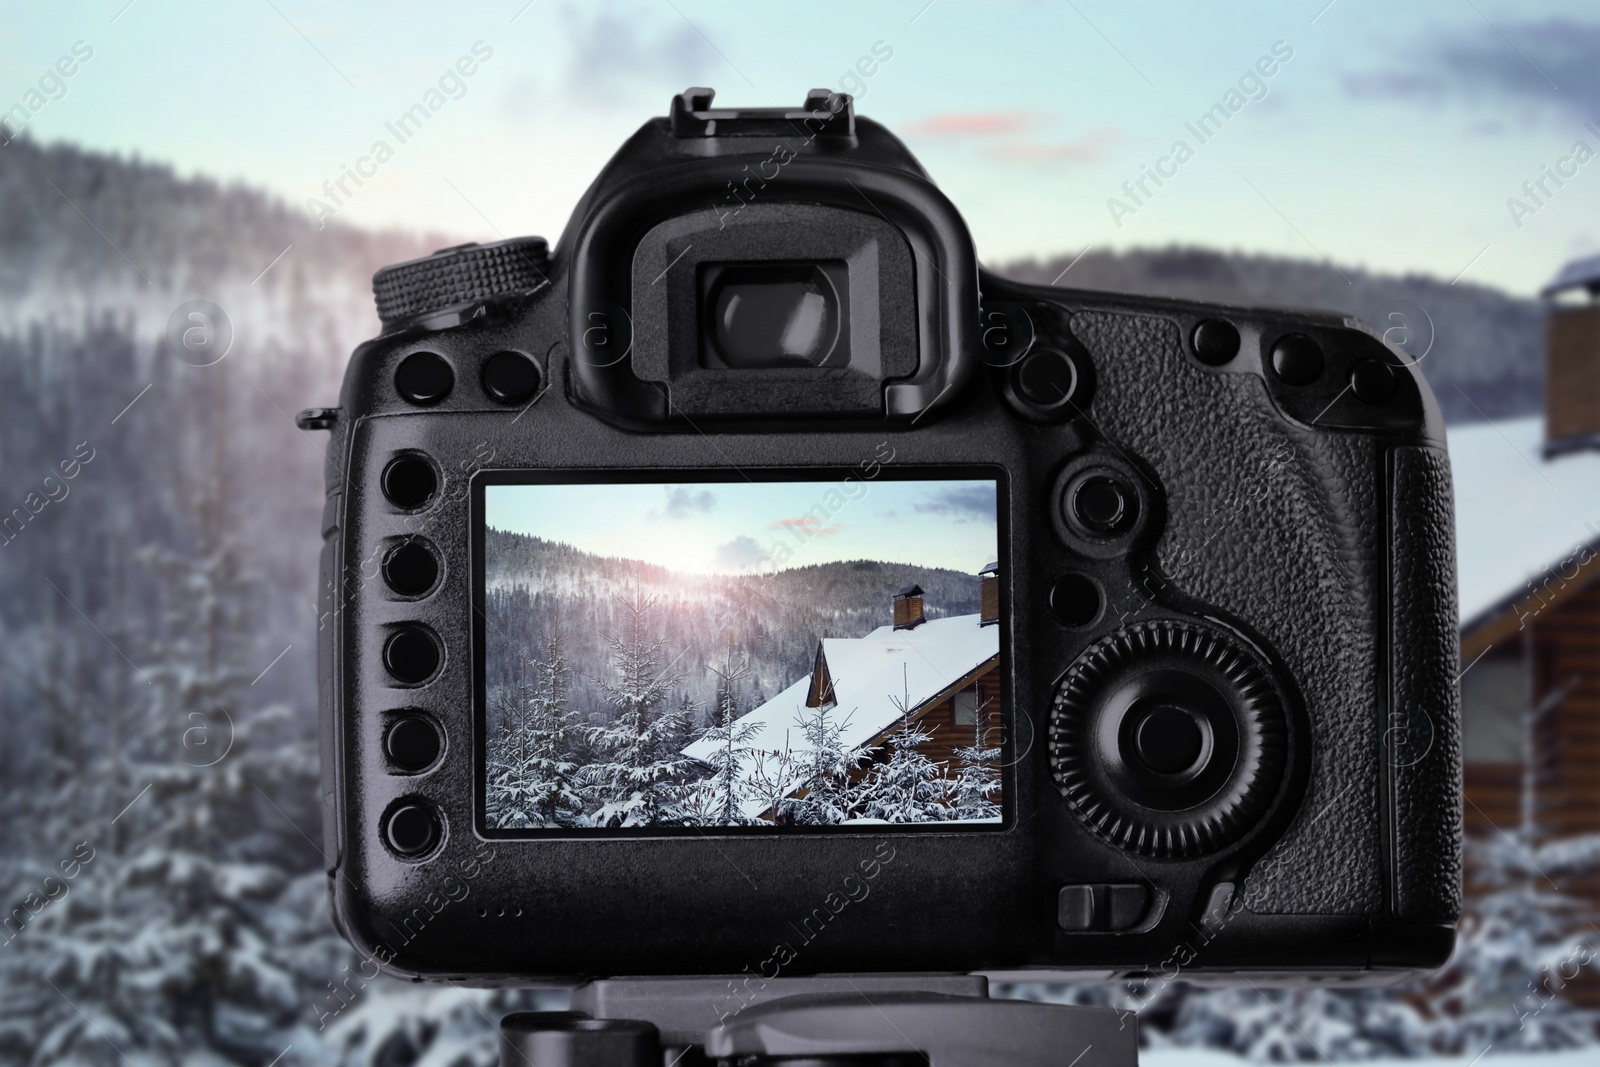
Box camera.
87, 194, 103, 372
302, 88, 1461, 986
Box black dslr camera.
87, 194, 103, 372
303, 89, 1461, 1000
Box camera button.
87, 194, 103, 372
1049, 573, 1102, 628
396, 351, 454, 405
1270, 333, 1323, 385
383, 539, 440, 598
482, 351, 541, 405
1350, 358, 1395, 404
1071, 476, 1131, 535
1191, 319, 1240, 365
1106, 884, 1150, 930
1132, 705, 1205, 776
382, 455, 438, 511
384, 801, 441, 857
1057, 885, 1096, 931
1016, 348, 1079, 406
1057, 883, 1154, 931
384, 628, 441, 685
386, 716, 442, 773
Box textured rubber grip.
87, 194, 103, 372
1388, 445, 1463, 923
372, 236, 548, 327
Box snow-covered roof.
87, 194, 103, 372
1450, 416, 1600, 628
1541, 253, 1600, 299
681, 612, 1000, 818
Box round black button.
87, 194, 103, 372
1049, 573, 1102, 628
1191, 319, 1240, 366
384, 628, 440, 685
395, 352, 454, 405
1016, 348, 1078, 406
1270, 334, 1323, 385
385, 801, 441, 856
482, 351, 541, 405
386, 716, 442, 772
1133, 705, 1205, 775
383, 540, 439, 597
1350, 358, 1395, 404
382, 455, 438, 511
1072, 476, 1132, 535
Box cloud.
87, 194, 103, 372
769, 517, 843, 537
987, 128, 1122, 166
913, 485, 996, 523
1342, 18, 1600, 125
655, 485, 716, 519
558, 3, 718, 105
903, 110, 1038, 137
713, 535, 769, 570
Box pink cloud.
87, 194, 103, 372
987, 128, 1122, 165
903, 110, 1037, 137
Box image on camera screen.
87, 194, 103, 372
477, 472, 1006, 832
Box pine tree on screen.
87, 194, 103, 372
855, 667, 952, 823
774, 702, 863, 826
949, 696, 1001, 821
487, 625, 587, 829
584, 591, 698, 827
685, 651, 764, 826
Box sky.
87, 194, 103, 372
3, 0, 1600, 295
483, 477, 999, 575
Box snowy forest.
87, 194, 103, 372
482, 533, 1000, 828
0, 132, 1596, 1064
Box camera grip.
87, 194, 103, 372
1388, 445, 1463, 923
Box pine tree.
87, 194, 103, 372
949, 695, 1002, 822
487, 625, 587, 829
0, 368, 341, 1065
583, 591, 698, 827
774, 701, 863, 826
685, 651, 764, 826
854, 668, 952, 823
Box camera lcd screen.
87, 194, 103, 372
476, 471, 1006, 833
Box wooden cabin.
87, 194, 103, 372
682, 564, 1003, 819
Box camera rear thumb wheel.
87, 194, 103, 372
1049, 620, 1290, 859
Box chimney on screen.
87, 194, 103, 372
980, 561, 1000, 626
893, 584, 925, 630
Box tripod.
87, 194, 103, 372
498, 975, 1138, 1067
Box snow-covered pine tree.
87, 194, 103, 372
949, 695, 1001, 821
773, 701, 863, 826
583, 591, 698, 828
854, 667, 952, 823
488, 625, 587, 829
685, 651, 765, 826
0, 369, 344, 1065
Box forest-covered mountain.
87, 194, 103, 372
484, 527, 985, 724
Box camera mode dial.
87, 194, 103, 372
373, 236, 550, 330
1050, 619, 1290, 859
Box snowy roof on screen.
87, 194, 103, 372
681, 613, 1000, 818
1450, 416, 1600, 628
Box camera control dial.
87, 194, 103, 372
1050, 619, 1290, 859
373, 236, 550, 330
